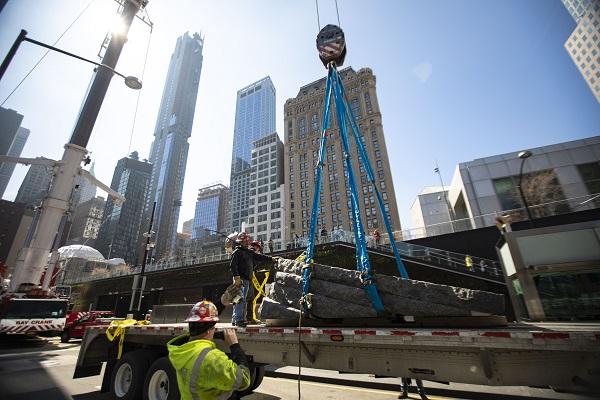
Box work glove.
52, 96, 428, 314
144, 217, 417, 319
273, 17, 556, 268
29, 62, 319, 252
233, 276, 241, 286
220, 282, 242, 306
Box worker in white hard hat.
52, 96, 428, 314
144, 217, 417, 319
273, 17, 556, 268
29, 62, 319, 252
228, 231, 276, 327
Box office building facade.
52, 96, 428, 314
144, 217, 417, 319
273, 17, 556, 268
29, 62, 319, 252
0, 107, 23, 156
96, 152, 152, 264
284, 67, 402, 241
145, 32, 204, 259
0, 127, 29, 198
562, 0, 594, 22
227, 77, 276, 233
192, 183, 228, 241
182, 218, 194, 235
447, 136, 600, 229
15, 158, 53, 209
410, 186, 454, 238
246, 133, 286, 250
67, 196, 105, 248
563, 0, 600, 102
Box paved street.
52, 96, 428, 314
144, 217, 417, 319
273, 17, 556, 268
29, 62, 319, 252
0, 335, 596, 400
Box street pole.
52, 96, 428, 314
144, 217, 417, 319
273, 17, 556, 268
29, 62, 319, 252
0, 29, 27, 81
130, 201, 156, 316
518, 153, 534, 227
8, 1, 144, 292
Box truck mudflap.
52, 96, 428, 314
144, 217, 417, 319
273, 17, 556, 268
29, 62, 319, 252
74, 327, 112, 378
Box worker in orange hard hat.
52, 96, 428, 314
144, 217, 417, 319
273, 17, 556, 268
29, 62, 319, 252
228, 231, 276, 327
167, 300, 251, 400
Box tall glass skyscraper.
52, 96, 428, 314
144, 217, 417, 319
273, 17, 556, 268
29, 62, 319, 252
192, 183, 228, 240
97, 152, 152, 264
228, 77, 276, 232
145, 32, 204, 259
0, 127, 29, 198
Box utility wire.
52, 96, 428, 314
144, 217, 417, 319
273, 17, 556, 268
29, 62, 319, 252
126, 27, 153, 156
334, 0, 341, 26
0, 0, 96, 107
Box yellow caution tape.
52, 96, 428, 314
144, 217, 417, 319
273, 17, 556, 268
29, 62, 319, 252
251, 270, 270, 321
105, 319, 150, 359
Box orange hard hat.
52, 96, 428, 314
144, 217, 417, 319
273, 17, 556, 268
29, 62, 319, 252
185, 300, 219, 323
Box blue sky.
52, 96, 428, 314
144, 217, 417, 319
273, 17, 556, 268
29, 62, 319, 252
0, 0, 598, 232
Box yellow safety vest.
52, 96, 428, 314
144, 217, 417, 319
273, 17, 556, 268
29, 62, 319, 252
167, 334, 250, 400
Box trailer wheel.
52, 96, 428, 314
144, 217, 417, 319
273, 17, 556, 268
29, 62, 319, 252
110, 350, 154, 400
143, 357, 180, 400
238, 365, 265, 396
60, 330, 70, 343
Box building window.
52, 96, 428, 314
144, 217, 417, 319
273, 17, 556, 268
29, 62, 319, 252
492, 169, 569, 218
298, 117, 306, 139
311, 113, 319, 131
350, 98, 361, 120
577, 162, 600, 206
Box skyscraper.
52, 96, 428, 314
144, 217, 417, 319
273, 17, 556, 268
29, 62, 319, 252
96, 152, 152, 264
145, 32, 204, 259
192, 183, 228, 240
227, 77, 276, 233
563, 0, 600, 102
246, 133, 286, 250
562, 0, 593, 22
0, 127, 29, 198
15, 157, 53, 209
73, 162, 97, 206
0, 107, 23, 156
284, 67, 402, 240
67, 195, 105, 249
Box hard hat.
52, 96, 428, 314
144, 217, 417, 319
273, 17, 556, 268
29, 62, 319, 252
249, 240, 263, 253
185, 300, 219, 323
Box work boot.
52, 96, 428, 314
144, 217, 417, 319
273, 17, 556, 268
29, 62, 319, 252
232, 320, 247, 327
398, 390, 408, 399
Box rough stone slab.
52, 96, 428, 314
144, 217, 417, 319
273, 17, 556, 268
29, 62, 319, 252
258, 297, 301, 320
373, 275, 504, 315
274, 258, 504, 315
274, 272, 470, 316
269, 283, 377, 319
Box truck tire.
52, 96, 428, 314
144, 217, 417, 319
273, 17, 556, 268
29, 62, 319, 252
110, 350, 154, 400
143, 357, 180, 400
60, 330, 70, 343
238, 364, 265, 396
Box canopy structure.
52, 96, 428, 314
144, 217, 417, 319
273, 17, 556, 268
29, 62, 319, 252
57, 245, 105, 262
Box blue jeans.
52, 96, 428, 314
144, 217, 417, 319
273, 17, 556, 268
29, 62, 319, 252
232, 279, 250, 324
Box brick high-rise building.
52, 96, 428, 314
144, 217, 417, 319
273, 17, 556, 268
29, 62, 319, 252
284, 67, 401, 241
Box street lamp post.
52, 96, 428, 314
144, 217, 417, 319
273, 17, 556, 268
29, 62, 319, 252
517, 150, 534, 225
129, 201, 156, 317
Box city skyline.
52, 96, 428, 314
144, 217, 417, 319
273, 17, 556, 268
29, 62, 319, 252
0, 0, 598, 233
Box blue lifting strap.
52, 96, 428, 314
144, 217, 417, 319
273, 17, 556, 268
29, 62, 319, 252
334, 72, 410, 279
303, 65, 402, 314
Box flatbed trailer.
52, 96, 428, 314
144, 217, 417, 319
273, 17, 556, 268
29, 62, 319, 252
75, 321, 600, 399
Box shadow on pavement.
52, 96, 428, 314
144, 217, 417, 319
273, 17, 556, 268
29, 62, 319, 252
73, 392, 111, 400
0, 334, 80, 353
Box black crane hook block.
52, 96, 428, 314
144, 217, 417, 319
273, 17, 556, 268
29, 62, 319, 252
316, 24, 346, 68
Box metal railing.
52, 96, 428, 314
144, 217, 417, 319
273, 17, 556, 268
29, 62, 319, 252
63, 228, 502, 284
402, 192, 600, 240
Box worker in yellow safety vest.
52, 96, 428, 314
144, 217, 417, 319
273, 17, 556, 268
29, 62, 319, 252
167, 300, 251, 400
